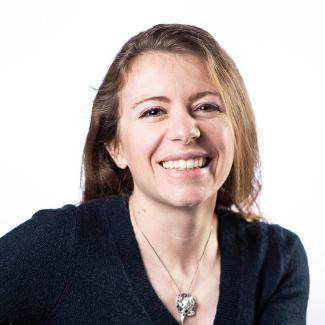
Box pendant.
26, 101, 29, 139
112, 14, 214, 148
176, 293, 197, 324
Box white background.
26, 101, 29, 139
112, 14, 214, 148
0, 0, 324, 323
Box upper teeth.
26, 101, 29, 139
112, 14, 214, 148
161, 157, 207, 169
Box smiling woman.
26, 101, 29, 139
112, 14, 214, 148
83, 26, 260, 220
0, 24, 309, 325
104, 52, 235, 213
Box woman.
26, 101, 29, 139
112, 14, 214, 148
0, 24, 309, 324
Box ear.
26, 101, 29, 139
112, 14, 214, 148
104, 141, 128, 169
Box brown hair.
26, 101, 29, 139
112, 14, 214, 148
82, 23, 262, 220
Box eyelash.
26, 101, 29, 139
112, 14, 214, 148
139, 104, 221, 118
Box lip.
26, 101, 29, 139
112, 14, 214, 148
157, 151, 211, 163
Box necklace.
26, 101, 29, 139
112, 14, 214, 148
130, 210, 214, 325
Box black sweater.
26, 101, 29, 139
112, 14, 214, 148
0, 195, 309, 324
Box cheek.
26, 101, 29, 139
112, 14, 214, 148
208, 120, 235, 185
206, 118, 235, 156
220, 126, 235, 156
119, 122, 163, 167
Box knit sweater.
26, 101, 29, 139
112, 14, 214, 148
0, 195, 309, 325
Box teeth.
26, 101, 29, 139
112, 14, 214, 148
161, 157, 207, 169
186, 160, 194, 168
179, 160, 186, 169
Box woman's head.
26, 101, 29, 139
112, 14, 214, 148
82, 23, 261, 219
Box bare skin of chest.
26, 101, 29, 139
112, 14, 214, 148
141, 250, 221, 325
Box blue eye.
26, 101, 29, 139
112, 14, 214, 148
197, 104, 221, 112
140, 108, 164, 118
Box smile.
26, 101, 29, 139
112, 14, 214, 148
159, 157, 211, 170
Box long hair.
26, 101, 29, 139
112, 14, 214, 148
81, 23, 262, 220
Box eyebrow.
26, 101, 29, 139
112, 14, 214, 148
131, 91, 220, 109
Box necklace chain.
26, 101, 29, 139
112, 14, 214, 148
130, 210, 214, 295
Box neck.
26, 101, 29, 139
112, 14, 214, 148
128, 192, 219, 278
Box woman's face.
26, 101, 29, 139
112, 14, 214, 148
107, 51, 235, 209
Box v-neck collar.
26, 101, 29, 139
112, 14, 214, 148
105, 195, 242, 325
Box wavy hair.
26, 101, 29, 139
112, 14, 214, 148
81, 23, 262, 220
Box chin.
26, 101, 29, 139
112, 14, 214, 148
162, 191, 209, 209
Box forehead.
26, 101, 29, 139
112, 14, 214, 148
119, 51, 218, 104
128, 51, 207, 74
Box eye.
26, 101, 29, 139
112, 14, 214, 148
196, 104, 221, 112
139, 107, 164, 118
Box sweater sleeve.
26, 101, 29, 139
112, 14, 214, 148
0, 205, 76, 324
256, 229, 310, 325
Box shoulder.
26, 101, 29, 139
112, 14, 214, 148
217, 207, 309, 287
3, 194, 128, 253
0, 204, 77, 322
16, 194, 127, 237
217, 207, 306, 258
0, 195, 127, 322
0, 203, 77, 256
218, 208, 309, 322
74, 194, 128, 220
218, 207, 309, 300
1, 194, 128, 250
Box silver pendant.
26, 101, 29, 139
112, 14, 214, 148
176, 293, 197, 324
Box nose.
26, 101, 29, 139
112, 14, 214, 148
166, 109, 201, 144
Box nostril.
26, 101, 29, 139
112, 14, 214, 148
166, 122, 200, 143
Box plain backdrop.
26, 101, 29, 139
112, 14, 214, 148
0, 0, 324, 323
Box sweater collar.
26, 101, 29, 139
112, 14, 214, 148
104, 195, 242, 325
